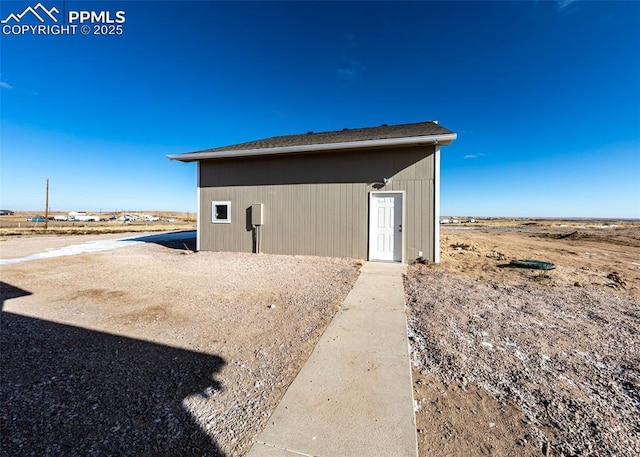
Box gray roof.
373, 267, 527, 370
169, 120, 456, 161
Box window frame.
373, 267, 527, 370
211, 201, 231, 224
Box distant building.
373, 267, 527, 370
169, 121, 457, 263
0, 210, 15, 216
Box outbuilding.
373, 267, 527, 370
168, 120, 456, 263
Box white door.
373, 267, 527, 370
369, 193, 403, 262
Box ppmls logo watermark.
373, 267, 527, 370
1, 2, 126, 36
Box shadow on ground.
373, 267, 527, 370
131, 230, 197, 251
0, 281, 226, 456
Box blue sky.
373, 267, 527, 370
1, 0, 638, 217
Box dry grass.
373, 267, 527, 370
0, 211, 195, 236
441, 217, 637, 230
0, 224, 195, 236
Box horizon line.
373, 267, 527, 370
2, 209, 638, 221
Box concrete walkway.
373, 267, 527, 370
247, 262, 417, 457
0, 231, 195, 265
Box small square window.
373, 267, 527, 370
212, 201, 231, 223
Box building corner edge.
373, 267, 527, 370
434, 146, 440, 263
196, 161, 201, 252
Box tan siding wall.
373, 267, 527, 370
198, 146, 436, 261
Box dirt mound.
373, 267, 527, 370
533, 230, 640, 248
536, 230, 585, 240
450, 242, 478, 252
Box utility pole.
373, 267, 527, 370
44, 178, 49, 229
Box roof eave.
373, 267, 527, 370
167, 133, 457, 162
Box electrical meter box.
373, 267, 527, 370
251, 203, 264, 226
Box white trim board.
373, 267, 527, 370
196, 161, 201, 252
434, 146, 440, 263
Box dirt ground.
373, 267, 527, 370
0, 235, 360, 456
407, 222, 640, 457
2, 220, 638, 456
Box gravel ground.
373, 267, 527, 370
406, 267, 640, 457
1, 240, 360, 456
4, 224, 638, 456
